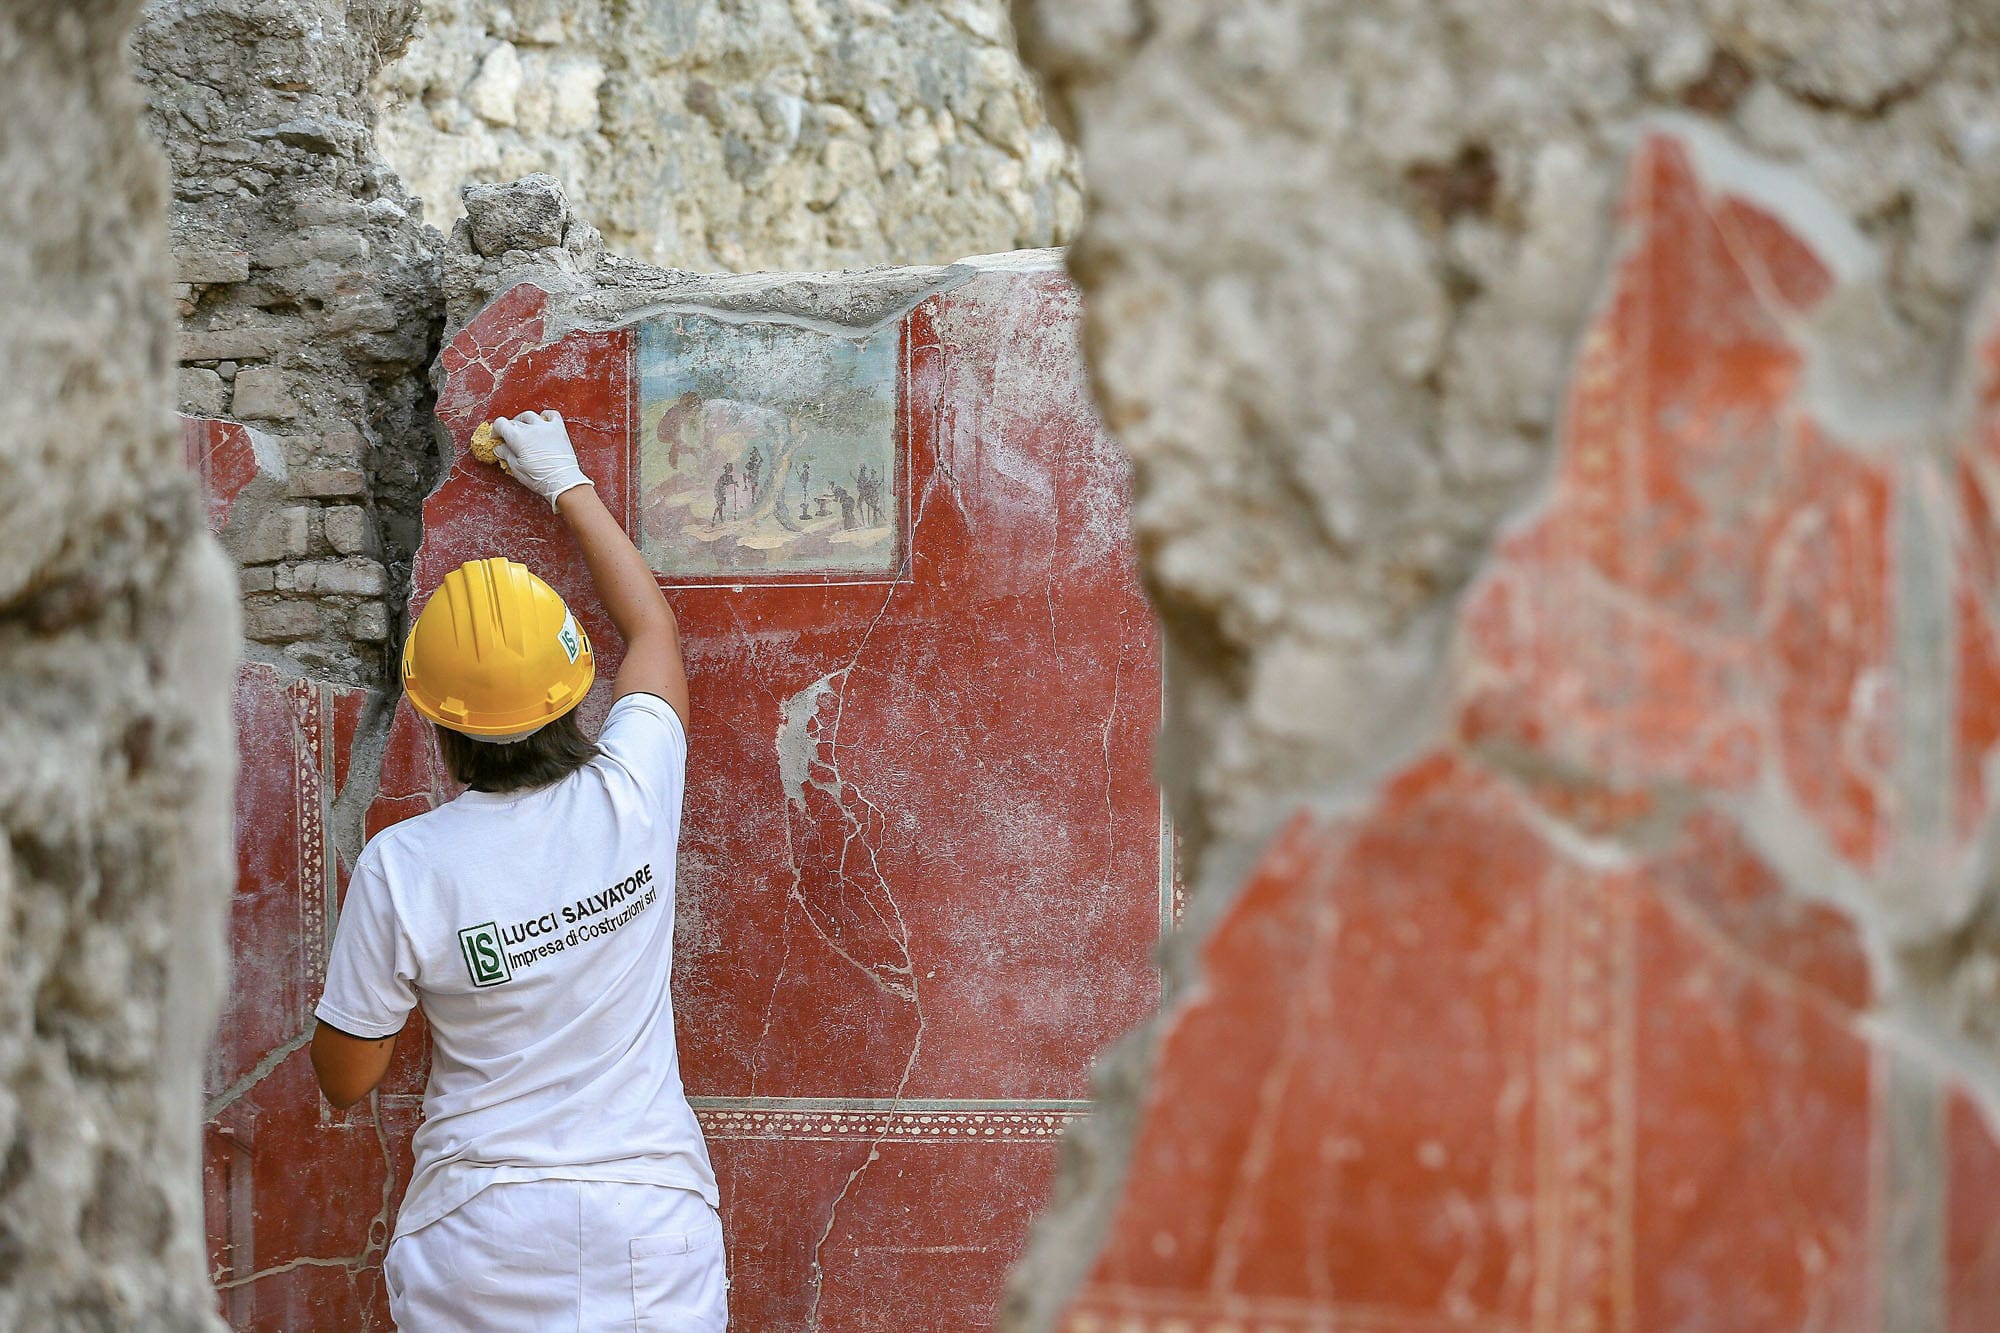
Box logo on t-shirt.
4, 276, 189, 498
458, 921, 513, 987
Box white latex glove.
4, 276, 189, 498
492, 409, 593, 511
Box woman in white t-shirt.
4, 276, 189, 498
310, 409, 726, 1331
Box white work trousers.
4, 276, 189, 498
385, 1179, 728, 1332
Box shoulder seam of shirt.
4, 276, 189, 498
607, 691, 688, 741
348, 826, 419, 955
359, 803, 438, 862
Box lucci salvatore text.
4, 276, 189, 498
496, 862, 655, 948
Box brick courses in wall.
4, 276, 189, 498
136, 0, 445, 688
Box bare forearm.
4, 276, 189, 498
556, 484, 675, 645
311, 1022, 397, 1111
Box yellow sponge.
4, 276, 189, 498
469, 420, 500, 464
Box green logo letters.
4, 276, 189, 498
458, 922, 512, 987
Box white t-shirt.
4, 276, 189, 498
316, 692, 717, 1241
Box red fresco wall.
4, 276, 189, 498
1060, 128, 2000, 1333
195, 263, 1168, 1329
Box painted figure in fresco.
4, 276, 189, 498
712, 461, 736, 524
745, 444, 765, 504
856, 463, 884, 527
833, 482, 857, 530
313, 409, 727, 1332
654, 389, 703, 468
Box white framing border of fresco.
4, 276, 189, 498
623, 306, 920, 590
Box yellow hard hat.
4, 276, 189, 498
401, 557, 594, 740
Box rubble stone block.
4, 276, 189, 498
242, 598, 321, 642
226, 505, 310, 565
350, 602, 390, 641
465, 41, 522, 127
173, 246, 250, 285
177, 326, 281, 362
318, 426, 365, 463
325, 295, 396, 333
291, 558, 386, 597
461, 173, 569, 255
322, 505, 372, 555
177, 365, 229, 416
546, 59, 605, 135
291, 467, 366, 499
229, 365, 298, 420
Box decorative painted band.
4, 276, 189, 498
1066, 1286, 1522, 1333
690, 1097, 1090, 1143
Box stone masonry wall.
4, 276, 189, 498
0, 3, 235, 1327
372, 0, 1082, 270
1004, 1, 2000, 1329
134, 0, 444, 687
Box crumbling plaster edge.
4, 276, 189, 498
457, 247, 1066, 354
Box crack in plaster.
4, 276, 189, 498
357, 1093, 400, 1287
775, 667, 917, 1003
804, 1007, 927, 1333
781, 653, 930, 1327
204, 1029, 310, 1121
784, 464, 993, 1327
215, 1254, 359, 1290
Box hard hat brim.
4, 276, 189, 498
401, 650, 596, 737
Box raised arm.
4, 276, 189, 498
491, 410, 690, 724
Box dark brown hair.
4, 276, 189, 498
434, 711, 601, 794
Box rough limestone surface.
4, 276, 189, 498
0, 3, 234, 1327
437, 173, 956, 339
372, 0, 1083, 270
1002, 0, 2000, 1326
133, 0, 446, 687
